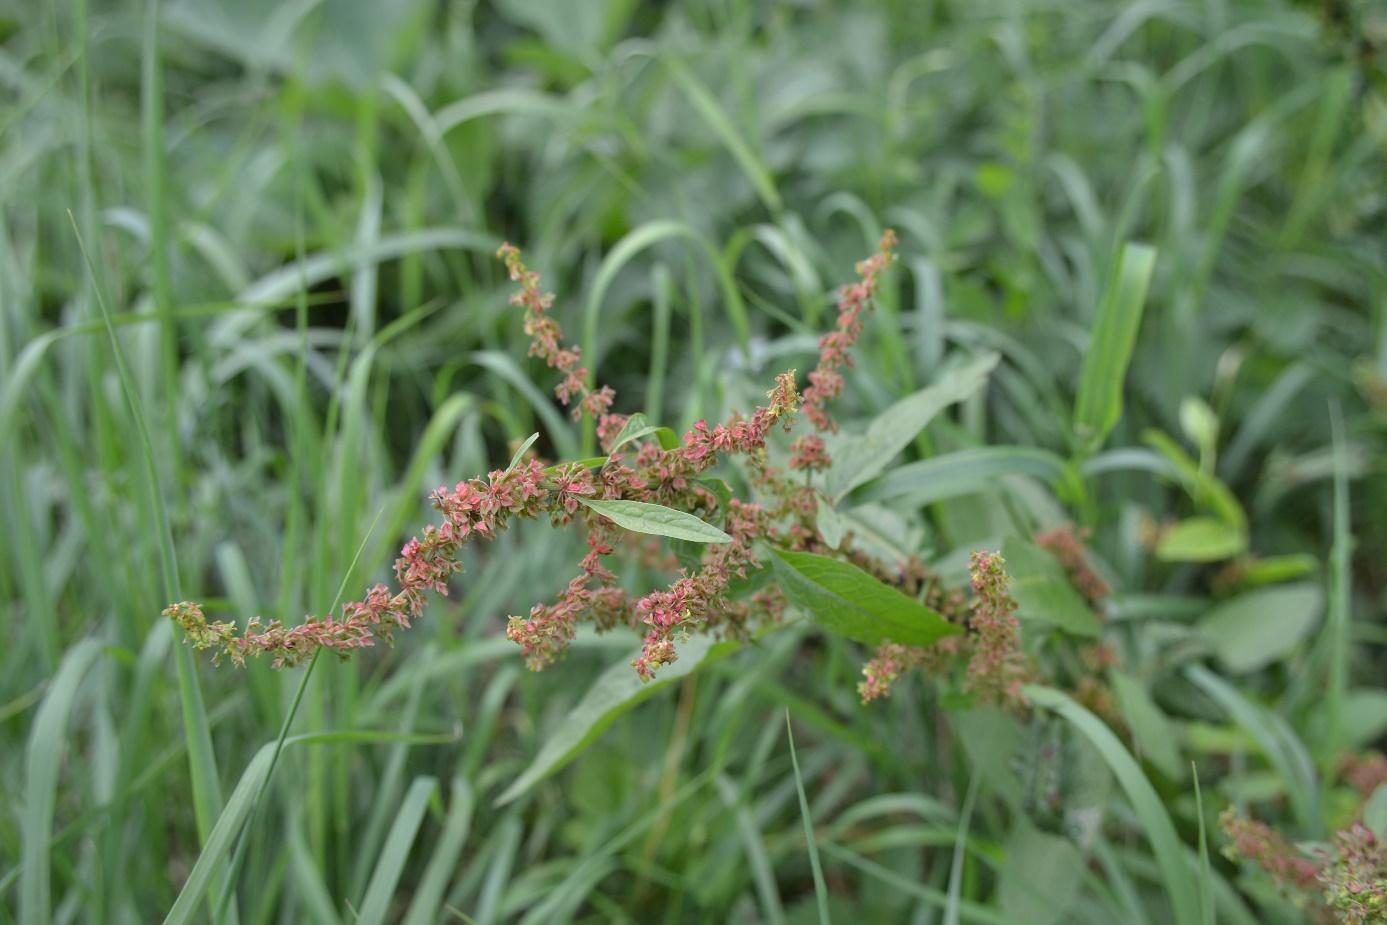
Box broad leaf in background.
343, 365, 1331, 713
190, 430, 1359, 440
578, 498, 731, 543
815, 496, 844, 549
1364, 786, 1387, 840
1156, 516, 1248, 563
827, 352, 999, 499
1110, 671, 1183, 780
952, 707, 1027, 811
497, 635, 736, 804
1002, 537, 1100, 637
770, 549, 961, 647
852, 445, 1074, 507
1199, 582, 1323, 673
999, 822, 1083, 925
1026, 687, 1202, 925
1345, 690, 1387, 748
1073, 242, 1157, 454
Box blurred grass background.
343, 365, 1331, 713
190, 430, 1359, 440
1, 0, 1385, 921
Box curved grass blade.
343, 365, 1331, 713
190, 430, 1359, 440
20, 639, 104, 925
497, 635, 738, 805
1025, 686, 1200, 925
664, 57, 782, 215
1185, 664, 1319, 834
785, 711, 831, 925
356, 776, 439, 925
401, 779, 474, 925
1073, 242, 1157, 454
853, 446, 1073, 507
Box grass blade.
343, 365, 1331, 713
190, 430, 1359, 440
1025, 685, 1200, 925
20, 638, 103, 925
785, 711, 830, 925
1073, 242, 1157, 454
401, 779, 474, 925
356, 776, 439, 925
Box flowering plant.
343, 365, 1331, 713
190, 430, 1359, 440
164, 230, 1080, 709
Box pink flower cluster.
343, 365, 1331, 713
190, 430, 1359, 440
1322, 823, 1387, 925
631, 499, 770, 679
964, 551, 1030, 711
498, 242, 616, 425
169, 236, 952, 688
801, 230, 898, 435
1035, 523, 1111, 607
1220, 810, 1322, 893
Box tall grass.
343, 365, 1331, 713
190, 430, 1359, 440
2, 0, 1383, 922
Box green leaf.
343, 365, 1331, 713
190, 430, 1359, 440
829, 352, 999, 499
505, 432, 540, 472
400, 779, 474, 925
770, 548, 962, 647
1073, 242, 1156, 453
497, 635, 737, 804
1224, 554, 1318, 590
1110, 671, 1183, 780
1185, 664, 1320, 833
1025, 686, 1201, 925
1344, 689, 1387, 748
22, 639, 105, 925
1179, 397, 1219, 458
952, 707, 1026, 810
607, 412, 679, 455
1156, 517, 1247, 563
164, 730, 451, 925
1364, 786, 1387, 840
816, 496, 844, 550
998, 822, 1082, 925
853, 446, 1073, 507
1199, 582, 1323, 673
1002, 538, 1101, 637
578, 498, 731, 543
356, 777, 439, 925
664, 56, 782, 215
1143, 429, 1246, 530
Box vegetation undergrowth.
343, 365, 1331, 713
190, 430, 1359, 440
3, 0, 1386, 923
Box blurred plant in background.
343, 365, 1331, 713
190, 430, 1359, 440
2, 0, 1385, 922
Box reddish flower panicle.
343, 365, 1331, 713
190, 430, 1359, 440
801, 230, 898, 435
964, 551, 1030, 711
1221, 810, 1323, 892
1035, 523, 1110, 607
497, 242, 617, 421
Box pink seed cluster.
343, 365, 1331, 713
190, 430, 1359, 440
1221, 810, 1322, 892
498, 242, 616, 425
1322, 823, 1387, 924
167, 237, 898, 681
800, 229, 898, 435
964, 551, 1030, 710
1035, 523, 1111, 607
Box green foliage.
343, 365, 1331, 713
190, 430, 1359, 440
577, 498, 732, 543
771, 549, 961, 647
2, 0, 1383, 921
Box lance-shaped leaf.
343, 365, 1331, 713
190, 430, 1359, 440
498, 634, 737, 804
1073, 242, 1157, 453
770, 549, 961, 647
828, 352, 999, 499
579, 498, 731, 543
